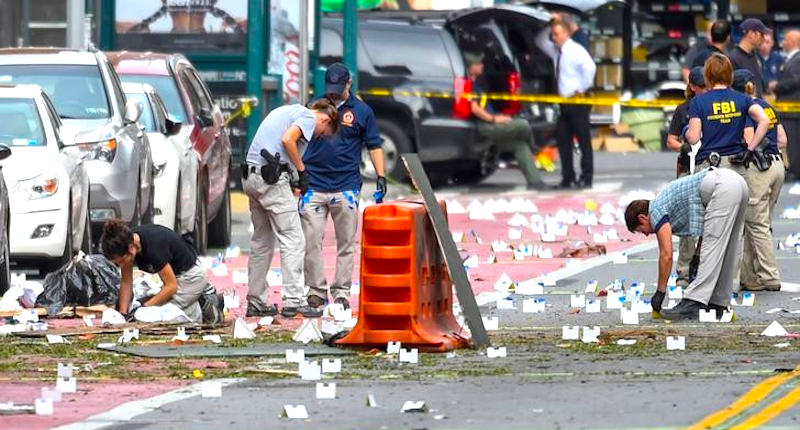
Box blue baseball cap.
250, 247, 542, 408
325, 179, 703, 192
324, 63, 351, 96
732, 69, 756, 92
689, 66, 705, 87
740, 18, 771, 35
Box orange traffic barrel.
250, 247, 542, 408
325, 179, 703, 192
337, 200, 469, 352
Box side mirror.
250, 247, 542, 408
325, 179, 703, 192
0, 144, 11, 161
124, 99, 143, 124
165, 116, 182, 136
196, 108, 214, 128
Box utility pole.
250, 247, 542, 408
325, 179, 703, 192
299, 0, 310, 105
343, 0, 358, 91
246, 0, 266, 144
66, 0, 86, 49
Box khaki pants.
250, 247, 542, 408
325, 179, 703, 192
684, 169, 748, 307
171, 259, 208, 323
741, 158, 784, 289
675, 169, 698, 287
477, 118, 543, 186
244, 171, 306, 309
301, 190, 359, 301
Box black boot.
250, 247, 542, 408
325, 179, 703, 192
661, 298, 706, 321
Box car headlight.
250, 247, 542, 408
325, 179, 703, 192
13, 174, 59, 200
153, 159, 167, 178
79, 138, 117, 163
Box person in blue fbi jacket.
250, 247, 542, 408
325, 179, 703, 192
301, 63, 386, 311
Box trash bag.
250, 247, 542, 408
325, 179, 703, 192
35, 254, 121, 316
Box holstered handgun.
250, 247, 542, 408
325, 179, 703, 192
751, 138, 774, 172
259, 149, 282, 184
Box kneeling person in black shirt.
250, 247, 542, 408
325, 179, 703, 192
102, 220, 218, 323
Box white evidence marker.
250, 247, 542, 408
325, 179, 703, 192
57, 363, 72, 379
515, 279, 544, 295
35, 398, 53, 415
203, 335, 222, 344
316, 383, 337, 399
496, 298, 515, 310
41, 387, 61, 403
621, 307, 639, 325
540, 273, 556, 286
585, 280, 598, 293
582, 326, 600, 343
666, 336, 686, 351
482, 316, 499, 331
741, 293, 755, 306
399, 348, 419, 364
299, 360, 322, 381
585, 299, 601, 313
486, 346, 507, 358
56, 377, 76, 393
282, 405, 309, 419
562, 326, 580, 340
668, 286, 683, 300
699, 309, 717, 322
387, 341, 402, 354
201, 380, 222, 398
522, 298, 539, 313
606, 289, 623, 309
570, 294, 586, 308
612, 252, 628, 264
285, 349, 305, 364
322, 358, 342, 373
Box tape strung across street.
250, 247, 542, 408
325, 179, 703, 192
358, 88, 800, 112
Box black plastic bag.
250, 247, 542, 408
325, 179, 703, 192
36, 254, 121, 316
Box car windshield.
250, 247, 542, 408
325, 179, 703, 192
0, 65, 110, 119
124, 92, 155, 133
0, 98, 46, 146
120, 75, 187, 123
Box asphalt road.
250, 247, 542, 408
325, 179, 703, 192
95, 151, 800, 430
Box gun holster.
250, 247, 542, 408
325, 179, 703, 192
240, 161, 249, 180
259, 149, 282, 184
752, 139, 774, 172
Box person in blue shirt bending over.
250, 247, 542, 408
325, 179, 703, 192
301, 63, 386, 311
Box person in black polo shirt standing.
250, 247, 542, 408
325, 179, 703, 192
691, 19, 731, 69
101, 220, 221, 324
301, 63, 386, 311
728, 18, 770, 97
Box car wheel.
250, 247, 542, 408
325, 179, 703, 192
361, 119, 411, 182
192, 179, 208, 255
79, 202, 93, 255
142, 176, 155, 225
0, 217, 10, 296
208, 182, 231, 248
49, 208, 73, 274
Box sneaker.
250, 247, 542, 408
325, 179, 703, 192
661, 298, 706, 321
246, 303, 278, 317
281, 305, 323, 318
334, 297, 351, 310
307, 295, 325, 308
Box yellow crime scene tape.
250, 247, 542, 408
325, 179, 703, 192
682, 364, 800, 430
358, 88, 800, 112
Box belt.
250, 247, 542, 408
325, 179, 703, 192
248, 164, 291, 174
695, 154, 739, 165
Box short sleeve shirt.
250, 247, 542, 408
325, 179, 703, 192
303, 94, 382, 192
246, 105, 316, 169
134, 224, 197, 276
688, 88, 753, 161
668, 100, 691, 137
728, 46, 765, 97
746, 98, 780, 153
471, 81, 494, 115
649, 169, 709, 237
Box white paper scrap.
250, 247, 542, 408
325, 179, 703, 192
666, 336, 686, 350
486, 346, 507, 358
201, 380, 222, 398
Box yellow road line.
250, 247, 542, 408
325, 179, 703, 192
682, 366, 800, 430
729, 385, 800, 430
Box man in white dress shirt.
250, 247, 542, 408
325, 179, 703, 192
538, 21, 597, 189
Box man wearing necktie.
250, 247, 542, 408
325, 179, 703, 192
537, 21, 597, 189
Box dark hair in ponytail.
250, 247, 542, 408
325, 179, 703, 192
101, 219, 133, 260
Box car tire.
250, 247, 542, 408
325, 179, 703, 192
192, 178, 208, 255
208, 183, 231, 248
362, 119, 411, 182
49, 208, 73, 274
79, 202, 93, 255
142, 175, 155, 225
0, 217, 10, 296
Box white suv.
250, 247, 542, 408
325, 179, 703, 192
0, 85, 92, 272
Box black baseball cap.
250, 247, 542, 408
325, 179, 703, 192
689, 66, 705, 87
732, 69, 756, 92
740, 18, 771, 34
324, 63, 351, 96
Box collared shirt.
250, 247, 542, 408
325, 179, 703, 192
760, 50, 785, 83
649, 169, 709, 237
691, 44, 726, 69
536, 30, 596, 98
303, 93, 382, 192
728, 45, 765, 97
688, 88, 753, 161
745, 97, 781, 153
246, 104, 316, 169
